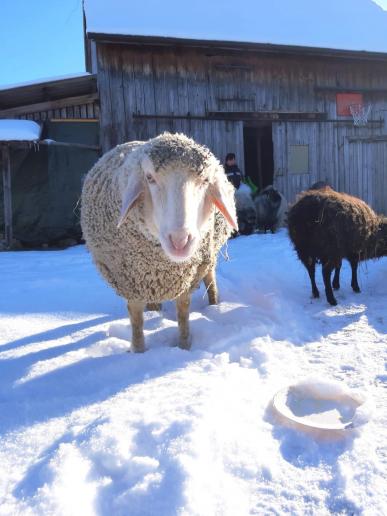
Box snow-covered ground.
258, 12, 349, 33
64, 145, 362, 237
0, 231, 386, 515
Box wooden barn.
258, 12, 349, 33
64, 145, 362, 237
0, 73, 100, 247
83, 0, 387, 214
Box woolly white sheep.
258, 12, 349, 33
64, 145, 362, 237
81, 133, 237, 352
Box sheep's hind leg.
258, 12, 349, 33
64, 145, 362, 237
349, 256, 360, 293
127, 301, 146, 352
176, 291, 191, 350
322, 262, 337, 306
203, 268, 218, 305
146, 302, 162, 311
301, 256, 319, 298
332, 262, 342, 290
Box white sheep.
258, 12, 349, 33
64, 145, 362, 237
235, 183, 257, 235
81, 133, 237, 352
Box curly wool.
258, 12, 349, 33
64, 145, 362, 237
81, 133, 233, 303
144, 132, 214, 174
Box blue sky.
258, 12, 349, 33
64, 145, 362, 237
0, 0, 85, 88
1, 0, 387, 89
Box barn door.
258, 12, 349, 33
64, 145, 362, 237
342, 140, 387, 214
273, 122, 319, 203
342, 140, 374, 206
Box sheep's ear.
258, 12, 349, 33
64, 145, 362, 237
117, 174, 143, 228
208, 181, 238, 230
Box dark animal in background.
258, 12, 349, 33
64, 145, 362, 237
309, 180, 332, 191
254, 185, 287, 233
235, 184, 257, 235
288, 189, 387, 305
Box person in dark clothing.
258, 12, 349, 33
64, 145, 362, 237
224, 153, 243, 189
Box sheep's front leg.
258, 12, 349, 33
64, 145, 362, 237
176, 292, 191, 350
349, 256, 360, 293
203, 267, 218, 305
127, 301, 146, 352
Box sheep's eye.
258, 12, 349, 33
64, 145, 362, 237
146, 174, 156, 184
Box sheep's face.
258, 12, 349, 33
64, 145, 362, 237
144, 164, 213, 262
118, 153, 238, 263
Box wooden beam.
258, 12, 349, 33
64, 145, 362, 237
347, 135, 387, 143
38, 140, 100, 151
328, 119, 383, 126
133, 111, 327, 122
0, 93, 99, 118
49, 118, 99, 123
1, 145, 13, 248
315, 86, 387, 94
7, 140, 101, 151
206, 111, 327, 121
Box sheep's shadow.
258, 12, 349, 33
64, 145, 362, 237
0, 341, 201, 437
0, 315, 114, 354
295, 258, 387, 337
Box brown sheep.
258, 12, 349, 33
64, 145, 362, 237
287, 189, 387, 305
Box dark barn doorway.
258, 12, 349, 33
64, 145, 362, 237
243, 125, 274, 191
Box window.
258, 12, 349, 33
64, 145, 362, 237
289, 145, 309, 174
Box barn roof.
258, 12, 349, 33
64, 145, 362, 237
84, 0, 387, 57
0, 74, 97, 112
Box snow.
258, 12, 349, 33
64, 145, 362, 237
0, 73, 91, 92
373, 0, 387, 10
84, 0, 387, 53
0, 231, 386, 514
0, 120, 41, 142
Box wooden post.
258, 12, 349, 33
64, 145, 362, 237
1, 144, 13, 249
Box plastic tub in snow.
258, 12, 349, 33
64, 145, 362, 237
271, 379, 371, 439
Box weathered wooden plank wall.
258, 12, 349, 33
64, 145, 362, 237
96, 44, 387, 213
17, 102, 99, 121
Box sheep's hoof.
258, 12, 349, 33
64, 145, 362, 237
352, 286, 361, 293
312, 289, 320, 298
130, 342, 146, 353
332, 283, 340, 291
327, 297, 338, 306
178, 336, 192, 351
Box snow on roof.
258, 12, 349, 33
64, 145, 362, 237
84, 0, 387, 53
0, 73, 91, 93
0, 120, 42, 142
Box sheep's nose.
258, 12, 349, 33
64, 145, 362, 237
169, 230, 191, 251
